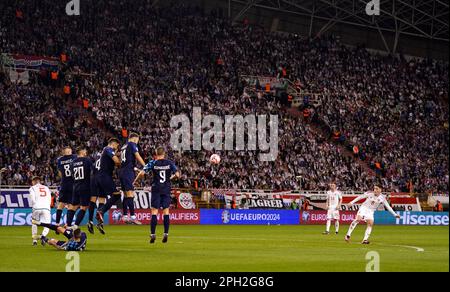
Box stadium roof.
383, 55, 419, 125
228, 0, 449, 52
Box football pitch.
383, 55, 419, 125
0, 225, 448, 272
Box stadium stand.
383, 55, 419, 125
0, 0, 448, 193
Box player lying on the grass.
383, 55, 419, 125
31, 219, 87, 251
323, 181, 343, 235
29, 176, 52, 246
345, 183, 400, 244
134, 147, 180, 244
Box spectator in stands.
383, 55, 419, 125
435, 200, 444, 212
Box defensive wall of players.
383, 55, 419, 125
0, 187, 448, 227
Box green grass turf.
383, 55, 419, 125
0, 225, 448, 272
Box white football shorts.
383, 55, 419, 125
357, 206, 374, 222
327, 209, 340, 220
32, 209, 51, 224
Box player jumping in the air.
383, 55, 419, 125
29, 176, 52, 246
323, 181, 343, 235
31, 220, 87, 251
119, 132, 146, 224
56, 146, 77, 225
87, 154, 106, 234
134, 147, 180, 244
68, 146, 93, 230
345, 184, 400, 244
95, 138, 121, 233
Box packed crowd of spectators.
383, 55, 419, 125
306, 42, 449, 193
0, 0, 448, 193
0, 74, 108, 185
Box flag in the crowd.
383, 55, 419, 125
1, 53, 59, 71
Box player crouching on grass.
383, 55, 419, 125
134, 147, 180, 244
345, 183, 400, 244
31, 220, 87, 251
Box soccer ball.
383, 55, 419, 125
210, 154, 221, 165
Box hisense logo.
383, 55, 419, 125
0, 209, 32, 226
0, 209, 67, 226
396, 212, 449, 226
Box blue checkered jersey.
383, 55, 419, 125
65, 232, 87, 251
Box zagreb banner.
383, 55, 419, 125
200, 209, 299, 225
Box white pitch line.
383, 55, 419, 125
322, 239, 426, 252
176, 236, 305, 242
378, 244, 425, 252
391, 245, 425, 252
